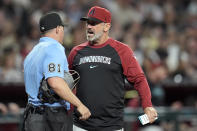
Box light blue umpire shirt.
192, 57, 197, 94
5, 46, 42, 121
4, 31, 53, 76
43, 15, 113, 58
24, 37, 70, 110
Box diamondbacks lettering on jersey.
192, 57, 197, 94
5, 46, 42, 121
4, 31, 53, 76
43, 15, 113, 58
79, 56, 111, 65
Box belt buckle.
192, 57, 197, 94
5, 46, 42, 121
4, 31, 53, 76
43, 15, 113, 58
49, 107, 59, 113
50, 106, 65, 112
32, 106, 44, 114
38, 106, 45, 114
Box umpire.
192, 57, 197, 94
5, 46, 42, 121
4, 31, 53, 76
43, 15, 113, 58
22, 12, 91, 131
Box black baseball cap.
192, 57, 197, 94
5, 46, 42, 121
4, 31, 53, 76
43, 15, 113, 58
39, 12, 66, 33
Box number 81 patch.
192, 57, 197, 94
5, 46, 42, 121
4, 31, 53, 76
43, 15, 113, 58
48, 63, 61, 72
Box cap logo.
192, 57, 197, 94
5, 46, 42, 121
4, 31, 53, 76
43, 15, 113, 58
89, 8, 95, 16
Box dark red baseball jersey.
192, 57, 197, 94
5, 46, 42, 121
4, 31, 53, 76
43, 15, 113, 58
68, 38, 152, 130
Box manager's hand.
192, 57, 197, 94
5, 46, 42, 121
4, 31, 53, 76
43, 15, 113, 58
144, 107, 158, 123
77, 104, 91, 120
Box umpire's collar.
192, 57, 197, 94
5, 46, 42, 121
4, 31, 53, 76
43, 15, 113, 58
39, 37, 60, 45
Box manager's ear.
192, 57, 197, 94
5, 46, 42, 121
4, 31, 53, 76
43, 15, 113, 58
103, 23, 111, 32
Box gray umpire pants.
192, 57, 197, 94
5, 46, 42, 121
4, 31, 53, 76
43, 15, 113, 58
22, 104, 72, 131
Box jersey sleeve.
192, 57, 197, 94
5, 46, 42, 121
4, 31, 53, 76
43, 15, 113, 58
113, 43, 152, 109
68, 44, 87, 70
68, 47, 77, 70
43, 44, 68, 79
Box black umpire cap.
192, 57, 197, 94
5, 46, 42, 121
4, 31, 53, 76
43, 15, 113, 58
39, 12, 66, 33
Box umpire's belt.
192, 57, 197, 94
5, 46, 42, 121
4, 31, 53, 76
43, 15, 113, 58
27, 104, 66, 114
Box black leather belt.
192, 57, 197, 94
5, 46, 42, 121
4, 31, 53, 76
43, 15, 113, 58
27, 104, 66, 114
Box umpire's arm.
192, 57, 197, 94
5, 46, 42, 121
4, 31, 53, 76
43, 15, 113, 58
47, 77, 91, 120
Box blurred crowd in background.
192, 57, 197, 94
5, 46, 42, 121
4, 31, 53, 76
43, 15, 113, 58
0, 0, 197, 130
0, 0, 197, 102
0, 0, 196, 102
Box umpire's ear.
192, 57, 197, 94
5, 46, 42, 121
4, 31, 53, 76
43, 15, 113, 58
56, 26, 61, 34
103, 23, 111, 32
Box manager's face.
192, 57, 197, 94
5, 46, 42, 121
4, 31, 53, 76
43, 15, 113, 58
86, 20, 104, 43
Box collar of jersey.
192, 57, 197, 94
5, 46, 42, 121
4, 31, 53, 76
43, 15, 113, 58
39, 37, 60, 45
88, 38, 112, 48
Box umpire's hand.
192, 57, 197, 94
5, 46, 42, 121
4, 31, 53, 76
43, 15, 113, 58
77, 104, 91, 120
144, 107, 158, 123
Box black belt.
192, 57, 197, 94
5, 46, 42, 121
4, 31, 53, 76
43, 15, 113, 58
27, 104, 66, 114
